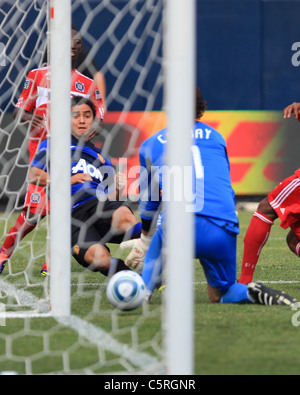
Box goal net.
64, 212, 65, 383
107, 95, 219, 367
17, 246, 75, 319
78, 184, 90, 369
0, 0, 194, 375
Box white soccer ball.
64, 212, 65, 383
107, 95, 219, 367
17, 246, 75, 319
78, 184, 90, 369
106, 270, 147, 311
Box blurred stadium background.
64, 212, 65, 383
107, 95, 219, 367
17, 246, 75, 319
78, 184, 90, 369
1, 0, 300, 201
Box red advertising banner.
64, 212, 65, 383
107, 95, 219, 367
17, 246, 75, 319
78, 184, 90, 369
103, 111, 288, 196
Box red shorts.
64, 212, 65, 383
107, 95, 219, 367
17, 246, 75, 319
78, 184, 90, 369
24, 183, 50, 216
268, 174, 300, 238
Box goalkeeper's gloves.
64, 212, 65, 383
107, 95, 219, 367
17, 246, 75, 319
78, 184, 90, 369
120, 234, 152, 273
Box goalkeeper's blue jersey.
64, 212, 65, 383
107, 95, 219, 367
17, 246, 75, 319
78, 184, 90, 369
139, 121, 239, 234
31, 136, 114, 211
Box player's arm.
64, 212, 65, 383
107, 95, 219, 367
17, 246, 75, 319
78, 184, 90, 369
29, 166, 93, 187
13, 71, 45, 128
71, 173, 92, 184
138, 146, 161, 232
27, 166, 49, 186
106, 171, 126, 201
93, 71, 107, 113
89, 81, 105, 128
283, 102, 300, 120
27, 142, 49, 185
13, 107, 45, 129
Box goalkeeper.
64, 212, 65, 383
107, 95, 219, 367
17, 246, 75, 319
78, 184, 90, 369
120, 87, 296, 306
28, 97, 141, 275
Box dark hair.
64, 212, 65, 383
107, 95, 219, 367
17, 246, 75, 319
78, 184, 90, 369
71, 96, 96, 118
195, 87, 207, 120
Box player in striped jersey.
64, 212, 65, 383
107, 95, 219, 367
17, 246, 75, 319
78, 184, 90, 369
0, 28, 105, 275
28, 97, 141, 274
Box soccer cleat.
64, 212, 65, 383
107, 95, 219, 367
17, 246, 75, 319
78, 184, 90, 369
248, 282, 297, 306
145, 290, 153, 303
40, 262, 49, 278
0, 250, 8, 275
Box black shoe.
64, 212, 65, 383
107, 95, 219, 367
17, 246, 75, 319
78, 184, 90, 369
248, 282, 297, 306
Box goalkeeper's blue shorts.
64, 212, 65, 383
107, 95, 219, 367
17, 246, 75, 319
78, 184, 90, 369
142, 214, 237, 294
194, 215, 237, 293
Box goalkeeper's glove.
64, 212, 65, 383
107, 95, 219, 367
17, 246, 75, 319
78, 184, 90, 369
120, 234, 152, 273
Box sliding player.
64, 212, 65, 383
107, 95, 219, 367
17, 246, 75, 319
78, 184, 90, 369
121, 88, 297, 306
28, 97, 141, 274
0, 28, 104, 275
238, 101, 300, 284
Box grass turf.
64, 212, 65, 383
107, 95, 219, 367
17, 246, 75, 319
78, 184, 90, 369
0, 210, 300, 375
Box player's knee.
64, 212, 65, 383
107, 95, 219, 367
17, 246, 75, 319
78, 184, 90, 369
207, 284, 222, 304
286, 230, 300, 256
112, 207, 136, 230
257, 197, 277, 221
26, 209, 45, 225
84, 244, 111, 271
209, 294, 221, 304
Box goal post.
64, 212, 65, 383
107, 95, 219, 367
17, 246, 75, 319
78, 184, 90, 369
49, 0, 71, 317
164, 0, 196, 375
0, 0, 197, 374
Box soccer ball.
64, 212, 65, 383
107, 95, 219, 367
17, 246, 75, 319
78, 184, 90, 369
106, 270, 147, 311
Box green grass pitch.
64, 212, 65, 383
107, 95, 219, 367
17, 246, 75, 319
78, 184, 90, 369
0, 209, 300, 375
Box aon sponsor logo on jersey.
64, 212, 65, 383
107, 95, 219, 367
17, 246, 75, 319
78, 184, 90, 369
72, 159, 104, 181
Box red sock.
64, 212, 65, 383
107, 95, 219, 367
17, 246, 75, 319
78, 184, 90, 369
2, 211, 36, 257
238, 211, 274, 284
295, 243, 300, 257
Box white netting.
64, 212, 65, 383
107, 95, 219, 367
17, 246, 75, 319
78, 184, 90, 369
0, 0, 165, 375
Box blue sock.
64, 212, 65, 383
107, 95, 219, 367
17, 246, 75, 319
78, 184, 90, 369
220, 282, 253, 304
100, 258, 128, 277
124, 222, 142, 240
142, 257, 163, 293
142, 231, 163, 293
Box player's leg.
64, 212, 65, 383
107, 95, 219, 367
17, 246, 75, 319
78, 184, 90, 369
196, 217, 296, 306
238, 197, 277, 284
1, 211, 36, 255
71, 205, 129, 275
93, 201, 142, 243
111, 206, 141, 238
72, 236, 129, 275
286, 223, 300, 257
141, 227, 163, 299
195, 215, 252, 304
240, 174, 300, 284
0, 185, 48, 274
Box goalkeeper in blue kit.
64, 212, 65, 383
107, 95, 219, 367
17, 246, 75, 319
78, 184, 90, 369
121, 88, 296, 306
28, 96, 141, 275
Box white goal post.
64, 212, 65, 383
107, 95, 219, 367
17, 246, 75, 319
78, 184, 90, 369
49, 0, 71, 316
48, 0, 196, 367
0, 0, 196, 374
164, 0, 196, 375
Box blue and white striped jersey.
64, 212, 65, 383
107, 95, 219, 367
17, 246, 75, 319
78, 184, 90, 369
31, 136, 114, 211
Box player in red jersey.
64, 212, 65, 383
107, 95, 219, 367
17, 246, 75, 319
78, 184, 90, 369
238, 102, 300, 284
0, 28, 105, 275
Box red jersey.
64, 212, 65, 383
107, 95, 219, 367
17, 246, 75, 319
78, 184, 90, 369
268, 173, 300, 235
16, 66, 105, 161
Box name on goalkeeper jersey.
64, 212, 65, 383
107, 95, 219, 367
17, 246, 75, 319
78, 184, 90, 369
158, 128, 212, 144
